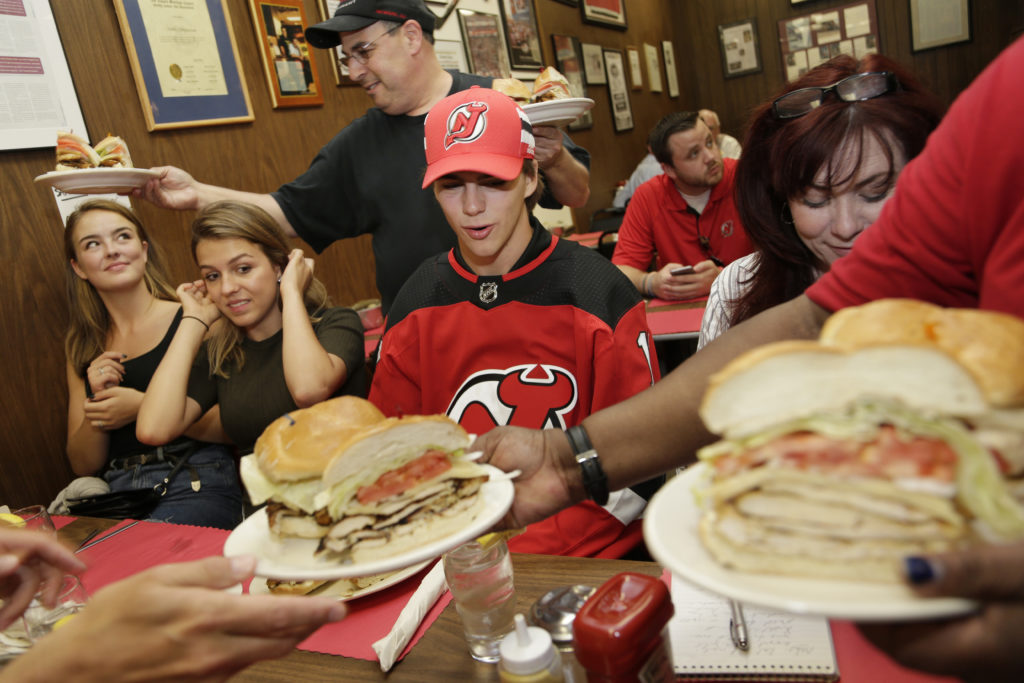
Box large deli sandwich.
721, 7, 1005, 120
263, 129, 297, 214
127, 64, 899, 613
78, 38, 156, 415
56, 131, 101, 170
314, 415, 490, 563
240, 396, 386, 539
695, 299, 1024, 583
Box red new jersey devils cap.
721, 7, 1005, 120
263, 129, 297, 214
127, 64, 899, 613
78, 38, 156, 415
422, 86, 535, 188
306, 0, 435, 49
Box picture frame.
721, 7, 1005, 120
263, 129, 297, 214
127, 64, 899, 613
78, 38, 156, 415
551, 34, 592, 130
644, 42, 662, 93
603, 48, 633, 132
778, 1, 878, 82
718, 18, 762, 78
910, 0, 971, 51
581, 42, 606, 85
112, 0, 253, 130
626, 46, 643, 90
661, 40, 679, 98
550, 0, 578, 6
435, 38, 469, 72
458, 10, 511, 78
317, 0, 358, 85
248, 0, 324, 108
581, 0, 627, 30
498, 0, 543, 70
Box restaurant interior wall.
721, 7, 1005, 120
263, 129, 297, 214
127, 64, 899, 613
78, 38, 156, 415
2, 0, 1020, 507
669, 0, 1024, 148
0, 0, 684, 507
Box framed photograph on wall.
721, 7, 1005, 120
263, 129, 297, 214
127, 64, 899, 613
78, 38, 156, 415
644, 42, 662, 93
581, 42, 606, 84
498, 0, 543, 70
626, 46, 643, 89
458, 10, 511, 78
435, 38, 469, 72
551, 34, 592, 130
910, 0, 971, 51
248, 0, 324, 108
317, 0, 358, 85
582, 0, 626, 30
603, 48, 633, 132
718, 18, 762, 78
113, 0, 253, 130
661, 40, 679, 98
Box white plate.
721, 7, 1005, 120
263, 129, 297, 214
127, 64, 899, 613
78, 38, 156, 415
644, 463, 978, 622
522, 98, 594, 127
224, 464, 513, 580
248, 560, 431, 601
34, 168, 161, 194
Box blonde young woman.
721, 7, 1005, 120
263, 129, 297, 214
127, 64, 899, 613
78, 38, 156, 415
137, 201, 365, 456
64, 199, 243, 528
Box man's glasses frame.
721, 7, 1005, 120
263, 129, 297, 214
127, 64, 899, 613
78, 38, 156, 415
772, 71, 900, 120
339, 23, 402, 68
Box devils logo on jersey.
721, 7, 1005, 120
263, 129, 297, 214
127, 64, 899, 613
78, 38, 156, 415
447, 364, 578, 435
445, 101, 488, 149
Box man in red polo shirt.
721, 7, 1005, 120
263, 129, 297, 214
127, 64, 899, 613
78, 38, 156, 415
612, 111, 753, 301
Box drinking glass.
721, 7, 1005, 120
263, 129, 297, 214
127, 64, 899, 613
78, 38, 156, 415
13, 505, 55, 533
443, 538, 517, 663
22, 574, 88, 641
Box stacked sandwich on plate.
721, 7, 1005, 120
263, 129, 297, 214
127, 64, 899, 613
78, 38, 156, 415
493, 66, 573, 104
239, 396, 491, 567
695, 299, 1024, 583
56, 131, 133, 170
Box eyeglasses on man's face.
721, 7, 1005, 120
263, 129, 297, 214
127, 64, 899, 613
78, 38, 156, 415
772, 71, 900, 119
339, 24, 402, 68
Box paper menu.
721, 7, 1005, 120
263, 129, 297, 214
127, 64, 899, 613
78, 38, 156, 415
669, 576, 838, 680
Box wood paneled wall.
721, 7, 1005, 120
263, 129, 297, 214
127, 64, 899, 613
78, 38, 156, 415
669, 0, 1024, 145
1, 0, 1020, 506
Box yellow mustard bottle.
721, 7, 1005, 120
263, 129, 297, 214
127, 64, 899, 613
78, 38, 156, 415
498, 613, 564, 683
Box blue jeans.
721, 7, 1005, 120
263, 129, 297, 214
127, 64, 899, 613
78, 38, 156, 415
104, 443, 244, 530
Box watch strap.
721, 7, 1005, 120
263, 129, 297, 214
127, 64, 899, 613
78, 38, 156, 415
565, 425, 609, 506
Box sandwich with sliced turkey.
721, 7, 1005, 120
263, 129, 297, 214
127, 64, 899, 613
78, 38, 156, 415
94, 135, 133, 168
315, 415, 490, 563
531, 66, 572, 102
56, 130, 100, 170
492, 77, 532, 104
240, 396, 386, 539
695, 299, 1024, 583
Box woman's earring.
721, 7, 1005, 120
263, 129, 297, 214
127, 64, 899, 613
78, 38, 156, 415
780, 203, 795, 226
277, 275, 282, 283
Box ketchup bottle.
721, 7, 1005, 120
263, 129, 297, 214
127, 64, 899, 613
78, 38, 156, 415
572, 572, 675, 682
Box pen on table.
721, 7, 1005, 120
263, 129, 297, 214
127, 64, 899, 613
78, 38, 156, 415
729, 600, 749, 651
75, 520, 140, 554
74, 528, 101, 551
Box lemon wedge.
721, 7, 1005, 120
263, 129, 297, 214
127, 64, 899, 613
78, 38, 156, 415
0, 513, 25, 528
52, 614, 77, 630
476, 528, 525, 549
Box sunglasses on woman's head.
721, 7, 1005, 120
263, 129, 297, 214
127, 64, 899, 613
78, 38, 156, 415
772, 71, 901, 119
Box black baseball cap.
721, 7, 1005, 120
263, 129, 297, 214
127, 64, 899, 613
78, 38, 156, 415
305, 0, 435, 49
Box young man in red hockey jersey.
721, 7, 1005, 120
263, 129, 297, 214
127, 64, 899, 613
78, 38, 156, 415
369, 86, 660, 557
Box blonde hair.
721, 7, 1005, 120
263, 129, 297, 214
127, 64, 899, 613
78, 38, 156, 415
191, 201, 331, 378
64, 200, 177, 374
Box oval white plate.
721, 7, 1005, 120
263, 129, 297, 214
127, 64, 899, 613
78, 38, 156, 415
224, 463, 513, 580
644, 463, 978, 622
522, 98, 594, 127
34, 168, 160, 194
248, 560, 431, 601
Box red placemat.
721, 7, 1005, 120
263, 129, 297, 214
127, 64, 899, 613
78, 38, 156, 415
76, 519, 448, 662
646, 307, 705, 337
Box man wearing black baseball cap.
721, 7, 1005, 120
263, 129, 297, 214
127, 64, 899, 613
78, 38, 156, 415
134, 0, 590, 316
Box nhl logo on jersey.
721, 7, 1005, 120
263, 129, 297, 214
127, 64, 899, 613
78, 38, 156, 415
479, 281, 498, 303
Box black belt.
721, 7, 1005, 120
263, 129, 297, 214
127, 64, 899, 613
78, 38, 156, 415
107, 442, 196, 471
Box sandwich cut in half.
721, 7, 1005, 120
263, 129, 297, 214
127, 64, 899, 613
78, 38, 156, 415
531, 66, 572, 102
240, 396, 386, 539
315, 415, 490, 564
695, 299, 1024, 583
492, 77, 533, 105
93, 135, 133, 168
55, 130, 101, 170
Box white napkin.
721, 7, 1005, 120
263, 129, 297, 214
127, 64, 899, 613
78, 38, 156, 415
372, 559, 448, 672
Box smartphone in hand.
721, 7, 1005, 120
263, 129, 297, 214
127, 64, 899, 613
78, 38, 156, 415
670, 265, 695, 276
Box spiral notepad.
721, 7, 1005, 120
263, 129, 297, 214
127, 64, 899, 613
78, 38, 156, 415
668, 578, 839, 681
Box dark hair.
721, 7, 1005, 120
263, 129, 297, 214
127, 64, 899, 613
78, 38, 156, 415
648, 111, 702, 165
730, 54, 944, 326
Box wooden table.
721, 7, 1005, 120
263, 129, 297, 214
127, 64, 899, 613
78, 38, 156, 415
56, 518, 658, 683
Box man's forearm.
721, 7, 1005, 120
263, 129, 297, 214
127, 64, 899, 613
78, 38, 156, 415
580, 294, 830, 491
540, 148, 590, 208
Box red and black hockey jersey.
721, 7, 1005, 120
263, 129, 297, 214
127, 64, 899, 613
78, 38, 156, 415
370, 222, 660, 557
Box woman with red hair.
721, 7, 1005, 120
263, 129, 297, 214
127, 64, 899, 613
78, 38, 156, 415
698, 54, 944, 347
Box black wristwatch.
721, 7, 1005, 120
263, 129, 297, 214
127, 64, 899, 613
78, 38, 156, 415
565, 425, 609, 506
